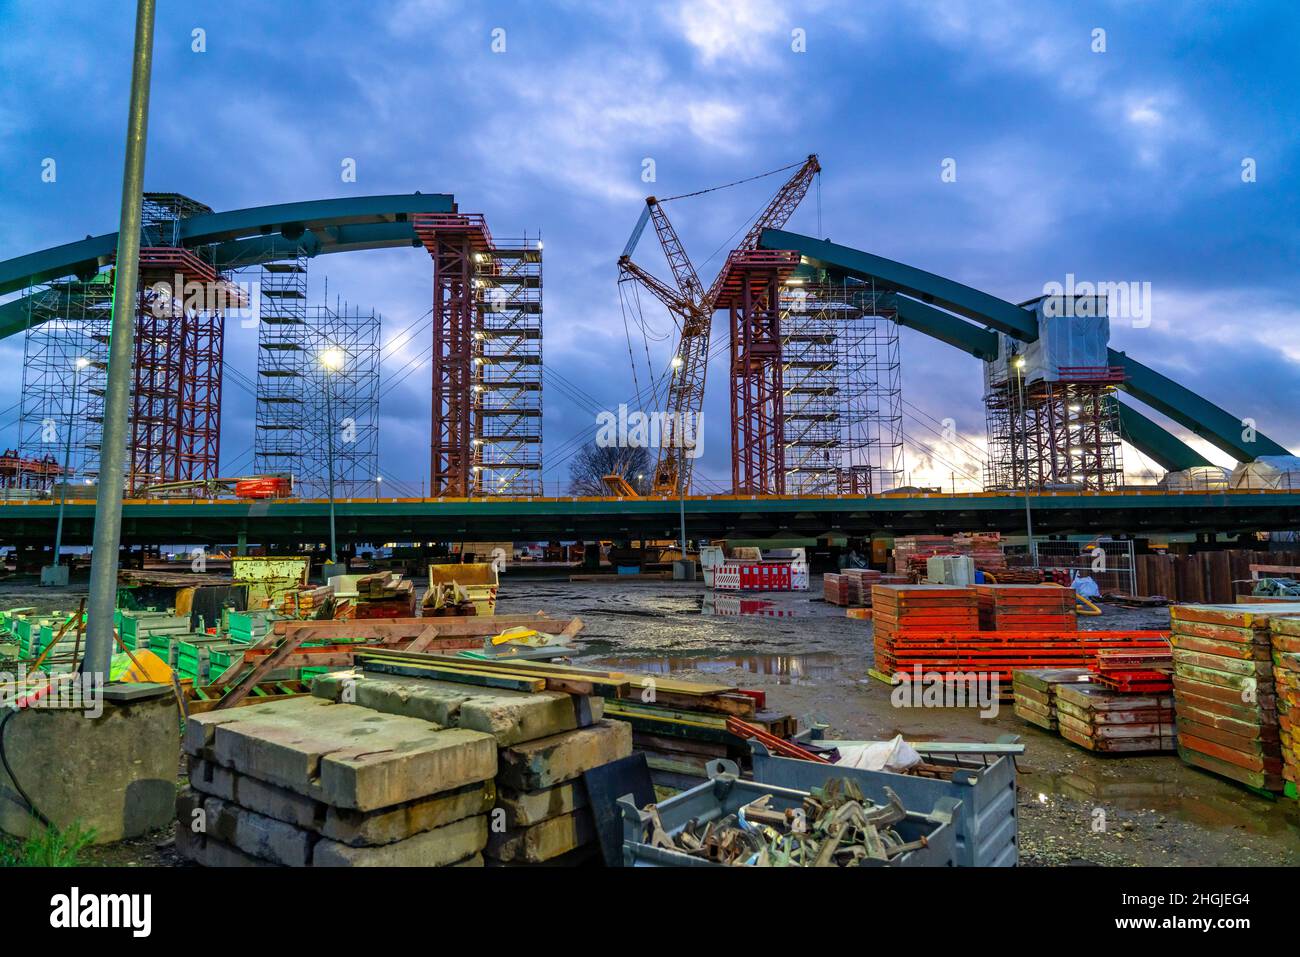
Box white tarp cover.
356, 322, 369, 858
984, 299, 1109, 386
1229, 455, 1300, 490
1161, 466, 1231, 490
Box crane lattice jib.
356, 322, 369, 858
647, 200, 706, 306
703, 154, 820, 310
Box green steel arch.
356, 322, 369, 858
761, 229, 1290, 468
0, 192, 456, 338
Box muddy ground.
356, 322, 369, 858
4, 575, 1299, 867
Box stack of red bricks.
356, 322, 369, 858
976, 583, 1076, 631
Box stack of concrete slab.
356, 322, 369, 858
312, 669, 633, 865
1012, 667, 1092, 731
178, 696, 498, 866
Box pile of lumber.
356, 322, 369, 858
1055, 683, 1176, 753
1270, 616, 1300, 798
1012, 667, 1092, 731
1090, 648, 1172, 693
279, 585, 333, 619
976, 584, 1075, 632
351, 571, 417, 619
872, 584, 979, 674
1170, 603, 1297, 792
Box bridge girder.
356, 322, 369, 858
762, 229, 1290, 465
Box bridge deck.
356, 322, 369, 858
2, 490, 1297, 546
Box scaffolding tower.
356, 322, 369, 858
983, 297, 1124, 492
129, 194, 226, 493
312, 301, 381, 499
780, 278, 903, 495
18, 276, 115, 487
984, 368, 1125, 491
472, 235, 543, 496
254, 254, 312, 482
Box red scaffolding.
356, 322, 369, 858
714, 249, 800, 495
130, 247, 225, 494
414, 213, 494, 497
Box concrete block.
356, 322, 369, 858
496, 720, 632, 791
183, 789, 316, 866
495, 781, 588, 828
0, 692, 179, 844
485, 809, 595, 864
188, 759, 322, 830
183, 697, 333, 758
312, 814, 488, 867
322, 781, 495, 846
205, 697, 496, 810
319, 726, 497, 811
175, 823, 280, 868
314, 672, 601, 745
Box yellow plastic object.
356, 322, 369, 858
491, 626, 540, 646
109, 648, 174, 684
1076, 594, 1103, 616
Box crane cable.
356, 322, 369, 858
656, 158, 807, 204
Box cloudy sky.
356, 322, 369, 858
1, 0, 1297, 494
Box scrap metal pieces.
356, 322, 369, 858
643, 779, 922, 867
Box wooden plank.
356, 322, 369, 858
360, 660, 547, 692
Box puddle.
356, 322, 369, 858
583, 652, 846, 685
697, 595, 812, 618
1025, 763, 1300, 837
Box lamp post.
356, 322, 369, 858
374, 475, 382, 499
42, 357, 90, 586
1013, 356, 1036, 562
320, 348, 345, 574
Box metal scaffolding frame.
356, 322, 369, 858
18, 276, 114, 488
312, 301, 380, 499
128, 194, 225, 494
780, 278, 903, 495
254, 254, 311, 482
473, 235, 543, 496
984, 365, 1125, 491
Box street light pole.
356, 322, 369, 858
50, 359, 88, 571
321, 352, 342, 565
1014, 357, 1036, 562
82, 0, 156, 678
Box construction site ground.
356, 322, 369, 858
4, 576, 1298, 867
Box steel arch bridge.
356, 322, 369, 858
0, 194, 1293, 544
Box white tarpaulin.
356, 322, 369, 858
1230, 455, 1300, 490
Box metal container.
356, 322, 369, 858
619, 761, 960, 868
750, 739, 1018, 867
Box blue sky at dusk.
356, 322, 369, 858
1, 0, 1297, 492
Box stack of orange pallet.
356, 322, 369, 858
872, 584, 979, 674
1090, 648, 1173, 693
976, 583, 1075, 631
1270, 616, 1300, 799
1170, 603, 1298, 793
